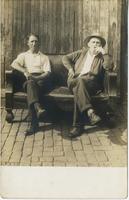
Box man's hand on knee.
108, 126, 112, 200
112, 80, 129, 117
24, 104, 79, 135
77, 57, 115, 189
24, 71, 32, 80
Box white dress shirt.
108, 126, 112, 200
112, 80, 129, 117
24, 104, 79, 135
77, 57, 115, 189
79, 51, 95, 77
11, 50, 51, 74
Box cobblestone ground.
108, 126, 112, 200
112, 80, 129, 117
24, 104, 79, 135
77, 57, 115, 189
1, 103, 127, 167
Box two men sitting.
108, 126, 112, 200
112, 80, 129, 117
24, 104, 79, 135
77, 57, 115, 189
11, 33, 112, 137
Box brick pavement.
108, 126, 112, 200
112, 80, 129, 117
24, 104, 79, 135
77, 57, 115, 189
0, 102, 127, 167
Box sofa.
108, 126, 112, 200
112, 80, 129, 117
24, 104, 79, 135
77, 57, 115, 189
5, 54, 117, 124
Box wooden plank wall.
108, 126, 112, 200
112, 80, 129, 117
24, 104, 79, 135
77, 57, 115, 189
120, 0, 128, 100
1, 0, 127, 98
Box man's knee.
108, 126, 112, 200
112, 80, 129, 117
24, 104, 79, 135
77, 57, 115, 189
26, 79, 35, 85
23, 79, 35, 91
26, 79, 37, 91
67, 77, 78, 89
76, 77, 86, 88
37, 74, 53, 86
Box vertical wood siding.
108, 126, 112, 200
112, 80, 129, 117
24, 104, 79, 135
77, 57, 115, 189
120, 0, 128, 99
1, 0, 127, 97
1, 0, 5, 87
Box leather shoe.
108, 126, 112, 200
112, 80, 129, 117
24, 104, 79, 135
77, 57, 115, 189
24, 125, 39, 136
68, 126, 83, 138
88, 111, 101, 125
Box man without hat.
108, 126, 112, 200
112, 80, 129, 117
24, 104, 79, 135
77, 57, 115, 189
62, 34, 113, 138
11, 33, 53, 135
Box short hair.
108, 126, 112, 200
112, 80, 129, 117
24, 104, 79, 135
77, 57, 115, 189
26, 33, 40, 42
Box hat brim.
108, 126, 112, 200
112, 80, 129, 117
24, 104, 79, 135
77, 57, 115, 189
84, 35, 106, 47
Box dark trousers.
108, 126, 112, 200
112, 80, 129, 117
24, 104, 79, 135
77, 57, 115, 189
24, 73, 53, 108
23, 74, 53, 124
68, 74, 102, 113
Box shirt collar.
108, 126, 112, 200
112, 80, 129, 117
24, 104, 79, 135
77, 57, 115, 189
27, 50, 41, 55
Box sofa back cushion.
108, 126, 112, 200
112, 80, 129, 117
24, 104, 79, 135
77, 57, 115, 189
48, 55, 68, 86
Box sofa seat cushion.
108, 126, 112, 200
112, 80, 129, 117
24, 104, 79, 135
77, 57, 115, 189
45, 87, 73, 100
13, 87, 74, 101
13, 86, 108, 104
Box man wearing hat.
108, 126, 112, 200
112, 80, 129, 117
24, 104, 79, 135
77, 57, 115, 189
62, 34, 112, 138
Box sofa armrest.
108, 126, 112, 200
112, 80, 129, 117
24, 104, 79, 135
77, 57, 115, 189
5, 70, 13, 93
5, 69, 13, 109
104, 71, 117, 97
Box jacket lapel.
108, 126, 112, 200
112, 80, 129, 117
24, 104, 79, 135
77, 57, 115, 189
75, 47, 88, 74
90, 54, 103, 74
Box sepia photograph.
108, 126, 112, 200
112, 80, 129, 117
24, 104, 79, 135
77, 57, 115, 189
0, 0, 128, 198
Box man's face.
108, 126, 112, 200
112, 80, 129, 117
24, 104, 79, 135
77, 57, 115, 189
88, 37, 102, 55
27, 35, 39, 53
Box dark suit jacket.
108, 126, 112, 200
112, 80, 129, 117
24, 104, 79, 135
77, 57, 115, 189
62, 47, 113, 78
